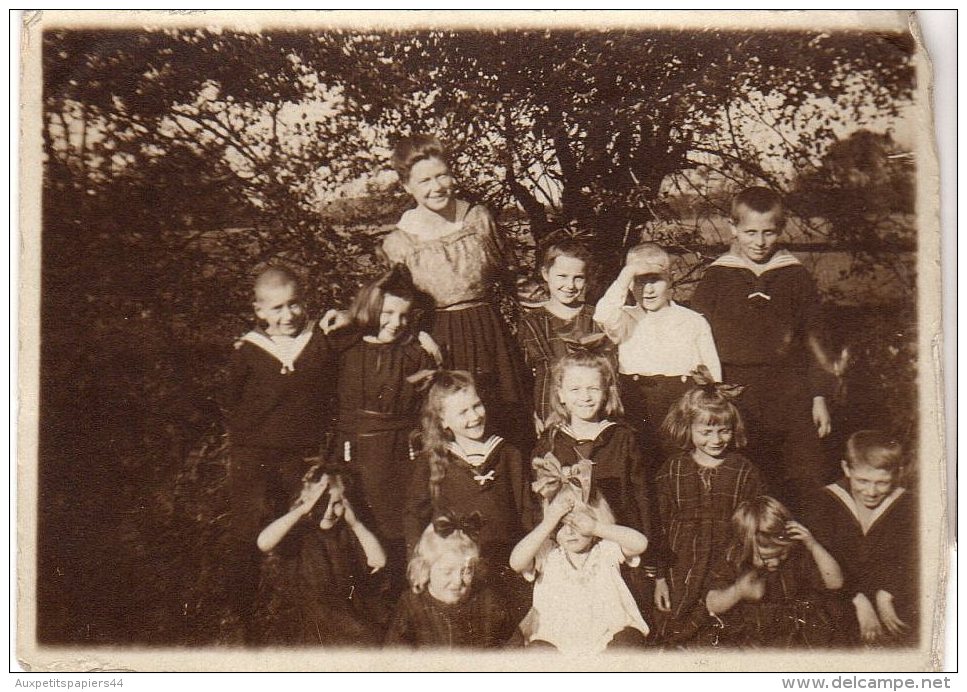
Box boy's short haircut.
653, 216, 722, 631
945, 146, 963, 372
730, 186, 786, 223
845, 430, 904, 473
253, 265, 302, 300
625, 242, 671, 277
541, 237, 595, 272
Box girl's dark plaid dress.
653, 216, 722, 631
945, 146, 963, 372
653, 451, 765, 645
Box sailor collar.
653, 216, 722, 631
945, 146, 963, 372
710, 249, 802, 278
239, 324, 315, 375
448, 435, 504, 486
824, 480, 906, 535
557, 420, 617, 443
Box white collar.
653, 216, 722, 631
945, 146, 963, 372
397, 200, 471, 237
559, 420, 616, 442
447, 435, 503, 467
710, 249, 802, 277
825, 483, 906, 535
239, 324, 315, 374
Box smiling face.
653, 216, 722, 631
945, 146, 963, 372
403, 156, 456, 216
690, 420, 734, 461
558, 365, 605, 423
427, 551, 475, 605
374, 293, 413, 343
731, 205, 784, 264
636, 273, 671, 312
542, 255, 588, 308
440, 387, 487, 444
843, 461, 896, 510
254, 282, 307, 337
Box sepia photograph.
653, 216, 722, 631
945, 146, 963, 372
16, 9, 950, 672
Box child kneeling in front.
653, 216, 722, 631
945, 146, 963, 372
510, 458, 649, 654
803, 431, 917, 646
385, 512, 510, 648
703, 495, 844, 648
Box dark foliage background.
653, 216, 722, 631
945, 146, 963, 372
37, 26, 917, 645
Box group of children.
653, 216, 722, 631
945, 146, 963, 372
222, 135, 918, 652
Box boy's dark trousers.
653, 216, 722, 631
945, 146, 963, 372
224, 444, 313, 641
619, 374, 691, 473
724, 364, 833, 514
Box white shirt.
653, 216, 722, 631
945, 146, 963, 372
524, 540, 649, 655
594, 281, 722, 381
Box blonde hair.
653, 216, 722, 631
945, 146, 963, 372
417, 371, 479, 500
845, 430, 903, 473
406, 523, 480, 593
661, 386, 747, 451
545, 352, 623, 428
728, 495, 794, 569
253, 265, 302, 301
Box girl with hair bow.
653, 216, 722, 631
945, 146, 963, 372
403, 370, 532, 633
531, 351, 654, 615
648, 365, 766, 646
385, 510, 511, 649
509, 452, 650, 654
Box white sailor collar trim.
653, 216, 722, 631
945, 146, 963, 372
448, 435, 503, 467
825, 482, 906, 535
558, 420, 617, 442
448, 435, 504, 486
710, 249, 802, 277
239, 324, 315, 374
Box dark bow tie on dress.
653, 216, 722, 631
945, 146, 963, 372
531, 452, 593, 504
689, 364, 745, 401
432, 510, 484, 543
560, 331, 612, 356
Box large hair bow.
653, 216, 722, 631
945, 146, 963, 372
432, 510, 483, 543
689, 364, 745, 401
560, 331, 613, 357
531, 452, 593, 504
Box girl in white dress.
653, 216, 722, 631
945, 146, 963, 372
509, 456, 650, 654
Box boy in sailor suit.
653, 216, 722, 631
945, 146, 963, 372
222, 266, 336, 640
691, 187, 838, 513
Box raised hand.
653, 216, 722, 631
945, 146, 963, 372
785, 520, 819, 551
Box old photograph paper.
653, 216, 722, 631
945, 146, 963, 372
16, 9, 950, 672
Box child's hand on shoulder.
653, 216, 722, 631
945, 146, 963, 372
319, 309, 351, 334
417, 331, 444, 366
